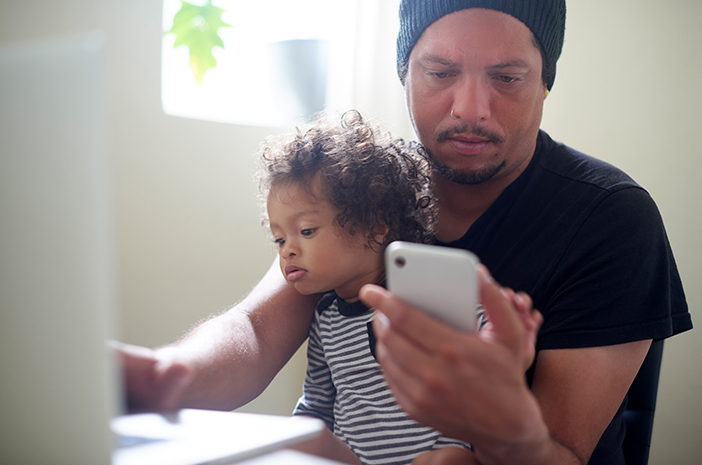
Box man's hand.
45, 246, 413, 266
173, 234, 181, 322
111, 341, 193, 412
359, 265, 551, 463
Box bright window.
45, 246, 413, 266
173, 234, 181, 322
161, 0, 358, 127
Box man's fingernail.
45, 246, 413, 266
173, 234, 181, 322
374, 311, 390, 334
478, 265, 494, 284
360, 283, 381, 301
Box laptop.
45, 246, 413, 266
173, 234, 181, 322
111, 409, 323, 465
0, 31, 322, 465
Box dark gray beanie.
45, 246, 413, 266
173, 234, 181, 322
397, 0, 566, 90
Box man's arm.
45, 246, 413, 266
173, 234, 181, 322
360, 267, 651, 465
115, 260, 319, 412
527, 340, 651, 464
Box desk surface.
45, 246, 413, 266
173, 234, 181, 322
238, 450, 345, 464
112, 410, 325, 465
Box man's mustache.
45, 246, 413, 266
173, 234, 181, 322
436, 124, 505, 144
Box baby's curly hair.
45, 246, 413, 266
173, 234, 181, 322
258, 110, 436, 248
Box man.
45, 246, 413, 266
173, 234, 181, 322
117, 1, 691, 464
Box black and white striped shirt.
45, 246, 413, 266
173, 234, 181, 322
293, 292, 469, 465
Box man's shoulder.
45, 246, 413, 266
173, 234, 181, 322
535, 130, 640, 194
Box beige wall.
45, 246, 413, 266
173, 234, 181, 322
541, 3, 702, 462
103, 1, 307, 415
1, 1, 699, 463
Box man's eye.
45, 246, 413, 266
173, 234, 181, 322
430, 71, 450, 79
496, 75, 518, 84
301, 228, 316, 237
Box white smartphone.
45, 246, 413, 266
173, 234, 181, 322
385, 241, 479, 332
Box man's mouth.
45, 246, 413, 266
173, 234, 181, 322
435, 123, 505, 157
446, 136, 492, 155
437, 124, 504, 146
452, 134, 490, 143
451, 135, 493, 145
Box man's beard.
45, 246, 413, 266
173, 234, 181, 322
428, 153, 506, 185
425, 123, 506, 185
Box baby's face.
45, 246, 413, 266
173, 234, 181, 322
267, 181, 384, 300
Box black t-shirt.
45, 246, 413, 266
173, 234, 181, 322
438, 130, 692, 463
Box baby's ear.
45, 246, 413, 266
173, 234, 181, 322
371, 221, 389, 248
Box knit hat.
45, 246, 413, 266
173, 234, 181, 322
397, 0, 566, 90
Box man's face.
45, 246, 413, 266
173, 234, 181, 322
405, 8, 546, 186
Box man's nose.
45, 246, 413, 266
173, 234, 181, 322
450, 77, 491, 123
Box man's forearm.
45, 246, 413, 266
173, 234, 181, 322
157, 261, 318, 410
474, 432, 583, 465
464, 384, 583, 465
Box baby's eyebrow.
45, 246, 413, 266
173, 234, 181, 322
271, 209, 322, 227
294, 209, 322, 219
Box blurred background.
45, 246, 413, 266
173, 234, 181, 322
0, 1, 699, 463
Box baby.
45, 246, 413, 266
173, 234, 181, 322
257, 111, 474, 465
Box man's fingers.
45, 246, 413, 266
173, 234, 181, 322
110, 340, 156, 366
514, 291, 533, 315
361, 284, 474, 353
530, 308, 544, 330
359, 283, 390, 314
373, 338, 421, 412
110, 341, 193, 412
369, 304, 441, 394
155, 359, 193, 411
362, 284, 459, 412
372, 311, 434, 379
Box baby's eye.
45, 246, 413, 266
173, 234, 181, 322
273, 237, 285, 247
301, 228, 316, 237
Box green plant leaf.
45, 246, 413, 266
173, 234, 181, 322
167, 0, 231, 84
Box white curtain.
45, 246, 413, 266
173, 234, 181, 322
351, 0, 416, 141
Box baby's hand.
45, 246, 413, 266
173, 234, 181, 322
411, 447, 478, 465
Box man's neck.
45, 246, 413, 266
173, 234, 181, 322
432, 177, 502, 242
433, 156, 533, 243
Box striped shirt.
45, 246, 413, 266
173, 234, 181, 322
293, 292, 469, 465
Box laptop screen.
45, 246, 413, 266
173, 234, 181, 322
0, 31, 120, 464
